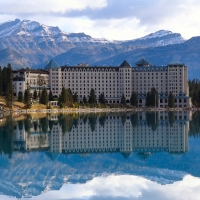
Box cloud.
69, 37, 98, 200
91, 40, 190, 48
9, 174, 200, 200
0, 0, 107, 14
1, 0, 200, 40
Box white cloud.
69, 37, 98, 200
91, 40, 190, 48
1, 0, 200, 40
0, 0, 107, 14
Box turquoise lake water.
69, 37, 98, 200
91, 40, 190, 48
0, 111, 200, 200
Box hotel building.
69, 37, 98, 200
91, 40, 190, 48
13, 58, 191, 108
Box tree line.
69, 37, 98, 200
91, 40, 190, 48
189, 79, 200, 107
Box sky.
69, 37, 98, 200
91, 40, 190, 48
0, 0, 200, 40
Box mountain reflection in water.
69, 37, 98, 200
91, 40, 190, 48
0, 111, 199, 199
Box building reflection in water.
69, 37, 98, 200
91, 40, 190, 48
13, 111, 191, 157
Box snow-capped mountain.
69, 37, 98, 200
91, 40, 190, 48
0, 19, 186, 69
123, 30, 185, 47
0, 19, 110, 44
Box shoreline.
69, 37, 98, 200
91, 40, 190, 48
0, 107, 196, 114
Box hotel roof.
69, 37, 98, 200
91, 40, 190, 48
45, 59, 60, 69
135, 58, 151, 66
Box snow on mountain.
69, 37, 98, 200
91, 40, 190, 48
0, 19, 187, 69
0, 19, 111, 44
129, 30, 185, 47
140, 30, 176, 40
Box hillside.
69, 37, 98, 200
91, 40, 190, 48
0, 19, 185, 69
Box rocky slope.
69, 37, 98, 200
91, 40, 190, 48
0, 19, 185, 69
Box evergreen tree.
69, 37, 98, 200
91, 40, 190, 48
99, 92, 106, 104
0, 66, 2, 95
73, 92, 78, 103
49, 90, 54, 101
66, 89, 73, 106
68, 88, 73, 96
18, 91, 23, 102
88, 88, 96, 104
58, 87, 68, 108
145, 88, 158, 107
2, 64, 12, 96
120, 93, 126, 105
168, 91, 175, 108
2, 67, 7, 95
5, 76, 14, 108
83, 95, 87, 104
145, 91, 151, 107
33, 89, 37, 99
150, 87, 158, 107
130, 91, 138, 107
24, 88, 31, 108
40, 87, 48, 105
37, 74, 45, 101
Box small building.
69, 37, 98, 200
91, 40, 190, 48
13, 68, 50, 97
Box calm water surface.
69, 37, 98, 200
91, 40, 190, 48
0, 111, 200, 200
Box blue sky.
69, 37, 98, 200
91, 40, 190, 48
0, 0, 200, 40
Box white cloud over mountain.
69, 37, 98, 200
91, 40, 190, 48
0, 0, 200, 40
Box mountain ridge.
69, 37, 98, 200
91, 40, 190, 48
0, 19, 185, 69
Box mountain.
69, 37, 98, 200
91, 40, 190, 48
0, 19, 111, 68
0, 19, 185, 69
123, 30, 185, 47
91, 36, 200, 78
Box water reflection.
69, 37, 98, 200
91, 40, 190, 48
10, 111, 191, 156
0, 111, 198, 199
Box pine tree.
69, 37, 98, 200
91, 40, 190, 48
168, 91, 175, 108
5, 75, 14, 108
2, 64, 12, 96
49, 90, 54, 101
73, 92, 78, 103
145, 88, 158, 107
58, 87, 67, 108
145, 92, 151, 107
24, 88, 31, 108
83, 95, 87, 104
37, 74, 45, 101
40, 87, 48, 105
120, 93, 126, 105
88, 88, 96, 104
130, 91, 138, 107
99, 92, 106, 104
150, 87, 158, 107
66, 89, 73, 106
33, 89, 37, 99
0, 66, 2, 95
18, 91, 23, 102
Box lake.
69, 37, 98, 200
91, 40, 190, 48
0, 111, 200, 200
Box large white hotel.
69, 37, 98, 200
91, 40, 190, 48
13, 58, 191, 107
